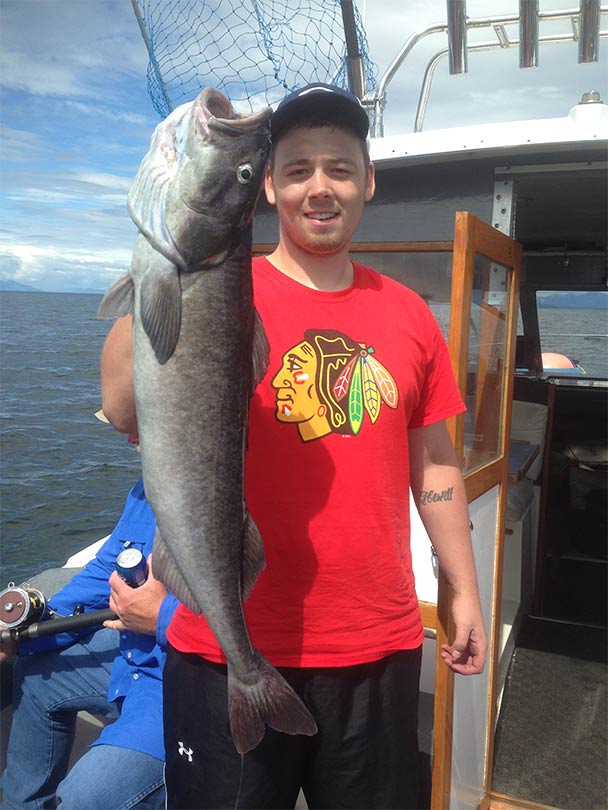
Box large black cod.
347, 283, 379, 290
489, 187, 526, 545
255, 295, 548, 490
98, 88, 317, 753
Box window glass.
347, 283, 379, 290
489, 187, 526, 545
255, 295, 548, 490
462, 255, 510, 474
536, 291, 608, 378
351, 251, 453, 339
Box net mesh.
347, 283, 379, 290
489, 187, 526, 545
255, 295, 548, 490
132, 0, 377, 117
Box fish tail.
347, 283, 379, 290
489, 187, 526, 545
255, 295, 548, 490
227, 653, 317, 754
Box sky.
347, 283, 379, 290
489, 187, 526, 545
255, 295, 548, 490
1, 0, 606, 293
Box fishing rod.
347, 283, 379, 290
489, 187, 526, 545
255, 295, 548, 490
0, 582, 117, 643
0, 548, 147, 643
0, 599, 117, 643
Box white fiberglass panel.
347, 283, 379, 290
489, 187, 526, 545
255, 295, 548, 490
410, 490, 439, 605
450, 485, 499, 810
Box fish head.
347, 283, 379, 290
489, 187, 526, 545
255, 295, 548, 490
166, 88, 272, 268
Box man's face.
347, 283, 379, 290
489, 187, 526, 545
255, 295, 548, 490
271, 340, 320, 422
265, 125, 375, 258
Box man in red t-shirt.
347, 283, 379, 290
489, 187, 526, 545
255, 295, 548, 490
101, 83, 487, 809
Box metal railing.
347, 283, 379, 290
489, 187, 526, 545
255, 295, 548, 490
365, 4, 607, 137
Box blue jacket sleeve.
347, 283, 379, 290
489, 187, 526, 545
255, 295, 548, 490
19, 479, 156, 655
156, 593, 179, 649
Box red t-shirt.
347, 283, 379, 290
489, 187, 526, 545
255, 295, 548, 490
167, 257, 465, 666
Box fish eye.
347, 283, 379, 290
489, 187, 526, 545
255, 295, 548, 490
237, 163, 254, 184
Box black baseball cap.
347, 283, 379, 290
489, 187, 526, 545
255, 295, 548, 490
271, 83, 369, 144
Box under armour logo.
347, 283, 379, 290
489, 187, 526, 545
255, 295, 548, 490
178, 741, 194, 762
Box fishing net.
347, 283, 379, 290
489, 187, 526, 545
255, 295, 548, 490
131, 0, 377, 117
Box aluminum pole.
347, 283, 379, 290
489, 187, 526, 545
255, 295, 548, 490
340, 0, 366, 99
579, 0, 601, 62
447, 0, 468, 74
520, 0, 539, 67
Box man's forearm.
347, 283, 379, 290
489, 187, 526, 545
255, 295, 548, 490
412, 460, 487, 674
409, 424, 480, 597
409, 421, 487, 674
413, 468, 479, 597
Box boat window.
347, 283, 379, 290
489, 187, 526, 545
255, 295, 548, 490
462, 254, 510, 474
255, 243, 455, 337
536, 291, 608, 378
350, 249, 453, 339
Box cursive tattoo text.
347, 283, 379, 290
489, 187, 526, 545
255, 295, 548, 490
420, 487, 454, 506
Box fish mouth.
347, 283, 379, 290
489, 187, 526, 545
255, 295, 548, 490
210, 110, 272, 135
202, 88, 272, 134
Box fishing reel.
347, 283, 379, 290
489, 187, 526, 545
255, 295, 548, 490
0, 583, 116, 644
0, 551, 147, 643
0, 584, 48, 634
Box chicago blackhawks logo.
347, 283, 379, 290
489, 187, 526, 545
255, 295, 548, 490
272, 329, 399, 442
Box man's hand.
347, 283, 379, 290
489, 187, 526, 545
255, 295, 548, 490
0, 639, 18, 664
439, 591, 488, 676
104, 555, 167, 635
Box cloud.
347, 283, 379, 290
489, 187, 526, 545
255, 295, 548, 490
0, 150, 138, 292
0, 126, 50, 163
73, 172, 133, 192
63, 101, 151, 127
0, 0, 148, 100
0, 47, 90, 98
3, 165, 133, 208
0, 242, 133, 293
366, 2, 607, 135
1, 0, 607, 294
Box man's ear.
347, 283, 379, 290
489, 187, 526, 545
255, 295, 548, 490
365, 162, 376, 203
264, 166, 276, 206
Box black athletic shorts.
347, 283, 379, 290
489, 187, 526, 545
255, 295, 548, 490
163, 644, 423, 809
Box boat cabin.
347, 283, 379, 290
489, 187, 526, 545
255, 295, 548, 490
252, 5, 607, 809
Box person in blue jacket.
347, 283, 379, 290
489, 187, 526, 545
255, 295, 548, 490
0, 478, 177, 810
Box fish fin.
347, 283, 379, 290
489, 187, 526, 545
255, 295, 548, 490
152, 527, 201, 615
228, 653, 317, 754
97, 273, 135, 318
242, 511, 265, 601
140, 263, 182, 364
251, 309, 270, 393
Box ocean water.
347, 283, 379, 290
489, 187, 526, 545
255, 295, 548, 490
537, 306, 608, 377
0, 291, 606, 588
0, 292, 141, 586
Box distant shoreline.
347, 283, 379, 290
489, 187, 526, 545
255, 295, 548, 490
1, 287, 606, 309
0, 287, 104, 296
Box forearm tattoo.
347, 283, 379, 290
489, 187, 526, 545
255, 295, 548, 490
419, 487, 454, 506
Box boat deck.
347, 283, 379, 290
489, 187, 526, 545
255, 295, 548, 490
492, 616, 608, 809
